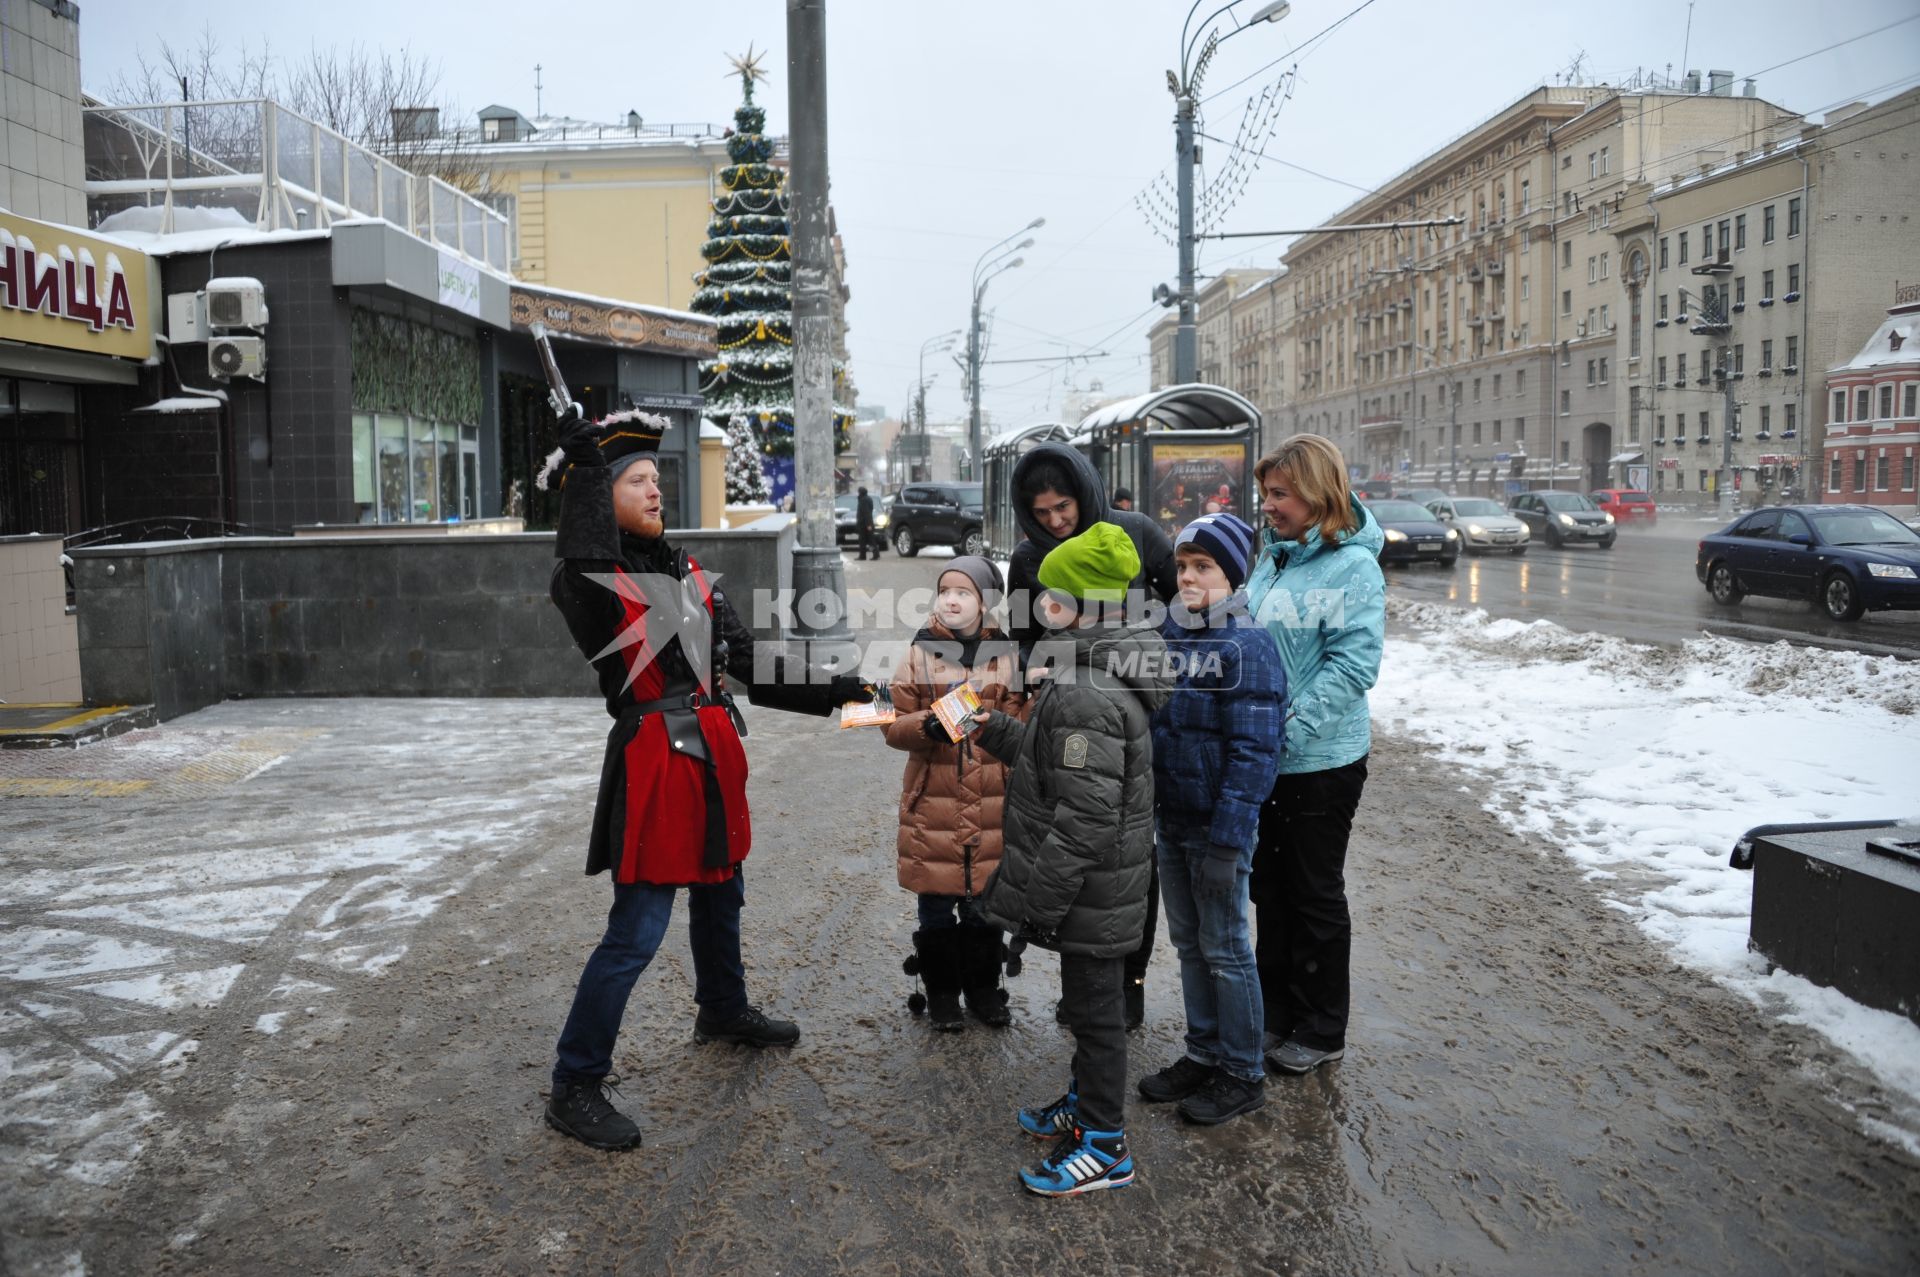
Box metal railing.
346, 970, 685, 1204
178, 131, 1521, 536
82, 98, 510, 272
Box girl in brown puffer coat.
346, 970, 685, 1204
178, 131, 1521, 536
883, 556, 1025, 1032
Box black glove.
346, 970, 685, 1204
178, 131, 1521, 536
920, 713, 950, 743
557, 404, 604, 467
1015, 918, 1055, 946
830, 673, 875, 705
1197, 848, 1241, 904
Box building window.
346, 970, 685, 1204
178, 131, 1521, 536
1735, 276, 1746, 304
1659, 293, 1670, 320
1876, 455, 1890, 490
1515, 417, 1525, 442
1588, 256, 1598, 284
1830, 454, 1843, 491
1677, 468, 1686, 490
1473, 422, 1482, 444
1562, 289, 1572, 316
1763, 204, 1776, 243
1677, 353, 1687, 383
1700, 469, 1712, 492
1786, 335, 1798, 367
1560, 389, 1571, 416
1600, 252, 1610, 280
1678, 231, 1689, 265
1834, 389, 1847, 422
1760, 405, 1771, 434
1905, 452, 1917, 490
1493, 419, 1502, 441
1785, 403, 1797, 434
1881, 385, 1896, 419
1657, 413, 1666, 439
1788, 197, 1801, 237
1520, 274, 1531, 300
1493, 374, 1502, 398
1517, 371, 1526, 396
1588, 152, 1597, 179
1600, 357, 1610, 383
1735, 213, 1747, 250
1761, 339, 1773, 370
1788, 263, 1801, 294
1586, 360, 1596, 386
1521, 178, 1530, 211
1857, 387, 1872, 420
1717, 219, 1730, 257
1563, 241, 1573, 269
1659, 237, 1670, 269
1700, 411, 1711, 439
1658, 355, 1668, 382
1762, 269, 1775, 300
1855, 456, 1867, 490
1600, 145, 1610, 174
1562, 441, 1572, 462
1732, 345, 1743, 375
1600, 303, 1609, 330
1906, 384, 1918, 417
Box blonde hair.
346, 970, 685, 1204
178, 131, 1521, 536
1254, 434, 1358, 543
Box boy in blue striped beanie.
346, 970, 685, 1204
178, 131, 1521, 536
1137, 512, 1288, 1126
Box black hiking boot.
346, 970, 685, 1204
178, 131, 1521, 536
546, 1076, 642, 1151
1178, 1072, 1266, 1126
960, 927, 1012, 1027
914, 928, 967, 1033
1137, 1055, 1216, 1103
693, 1004, 800, 1047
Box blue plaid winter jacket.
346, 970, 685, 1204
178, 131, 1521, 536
1149, 593, 1287, 852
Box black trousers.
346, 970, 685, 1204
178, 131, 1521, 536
855, 526, 880, 558
1058, 953, 1128, 1133
1250, 757, 1368, 1051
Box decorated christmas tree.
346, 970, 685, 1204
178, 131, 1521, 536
690, 47, 853, 499
723, 413, 771, 504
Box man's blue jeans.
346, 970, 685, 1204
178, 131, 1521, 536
553, 871, 748, 1087
1156, 822, 1265, 1083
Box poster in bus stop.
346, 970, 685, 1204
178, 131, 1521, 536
1147, 440, 1246, 534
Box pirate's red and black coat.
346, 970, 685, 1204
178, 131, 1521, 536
549, 466, 834, 886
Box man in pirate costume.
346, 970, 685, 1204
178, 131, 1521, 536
540, 405, 872, 1152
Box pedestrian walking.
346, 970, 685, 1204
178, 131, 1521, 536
973, 523, 1173, 1196
855, 485, 880, 560
1136, 513, 1286, 1126
882, 556, 1024, 1031
537, 406, 872, 1152
1004, 443, 1177, 1028
1243, 435, 1385, 1077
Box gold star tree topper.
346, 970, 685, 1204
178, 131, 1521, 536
728, 45, 769, 103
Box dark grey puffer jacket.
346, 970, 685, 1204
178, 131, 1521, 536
975, 621, 1173, 958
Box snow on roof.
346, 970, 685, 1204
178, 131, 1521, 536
92, 205, 332, 256
525, 279, 713, 330
700, 421, 727, 440
1830, 310, 1920, 374
132, 396, 226, 413
1076, 384, 1259, 433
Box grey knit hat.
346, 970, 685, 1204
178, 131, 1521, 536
937, 555, 1003, 612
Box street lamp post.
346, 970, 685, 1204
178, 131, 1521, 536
1169, 0, 1290, 384
967, 223, 1041, 480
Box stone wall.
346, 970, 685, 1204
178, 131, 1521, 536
71, 516, 795, 720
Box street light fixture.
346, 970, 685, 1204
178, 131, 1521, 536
967, 221, 1042, 479
1168, 0, 1290, 384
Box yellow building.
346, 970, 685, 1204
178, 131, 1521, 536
443, 105, 732, 312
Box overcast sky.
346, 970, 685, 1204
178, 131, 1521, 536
80, 0, 1920, 430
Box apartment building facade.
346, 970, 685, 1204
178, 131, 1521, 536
1636, 87, 1920, 507
1273, 75, 1791, 492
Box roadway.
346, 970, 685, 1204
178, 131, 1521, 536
1378, 516, 1920, 658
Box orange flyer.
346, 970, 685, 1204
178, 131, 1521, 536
840, 697, 895, 729
931, 684, 983, 742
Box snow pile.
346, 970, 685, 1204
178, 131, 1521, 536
1375, 600, 1920, 1152
95, 204, 253, 236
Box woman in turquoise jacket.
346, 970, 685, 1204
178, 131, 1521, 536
1242, 434, 1385, 1077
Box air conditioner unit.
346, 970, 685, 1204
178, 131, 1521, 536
209, 335, 267, 381
1576, 322, 1588, 337
205, 277, 269, 329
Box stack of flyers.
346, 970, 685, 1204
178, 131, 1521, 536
839, 684, 895, 729
931, 684, 983, 742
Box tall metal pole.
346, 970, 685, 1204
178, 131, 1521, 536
1174, 92, 1198, 384
1720, 355, 1738, 517
786, 0, 853, 653
967, 294, 983, 481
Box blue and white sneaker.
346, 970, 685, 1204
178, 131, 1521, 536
1020, 1125, 1134, 1197
1016, 1084, 1077, 1139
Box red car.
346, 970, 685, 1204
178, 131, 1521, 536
1589, 489, 1657, 525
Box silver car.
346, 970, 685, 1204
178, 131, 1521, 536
1426, 496, 1531, 555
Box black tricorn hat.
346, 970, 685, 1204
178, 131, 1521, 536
535, 408, 672, 491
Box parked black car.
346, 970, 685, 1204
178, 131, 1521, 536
1696, 504, 1920, 622
1363, 498, 1459, 567
890, 482, 985, 557
1508, 490, 1616, 548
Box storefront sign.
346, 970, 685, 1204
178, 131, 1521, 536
1659, 457, 1680, 470
626, 391, 706, 411
509, 287, 716, 357
0, 210, 155, 360
436, 250, 481, 317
